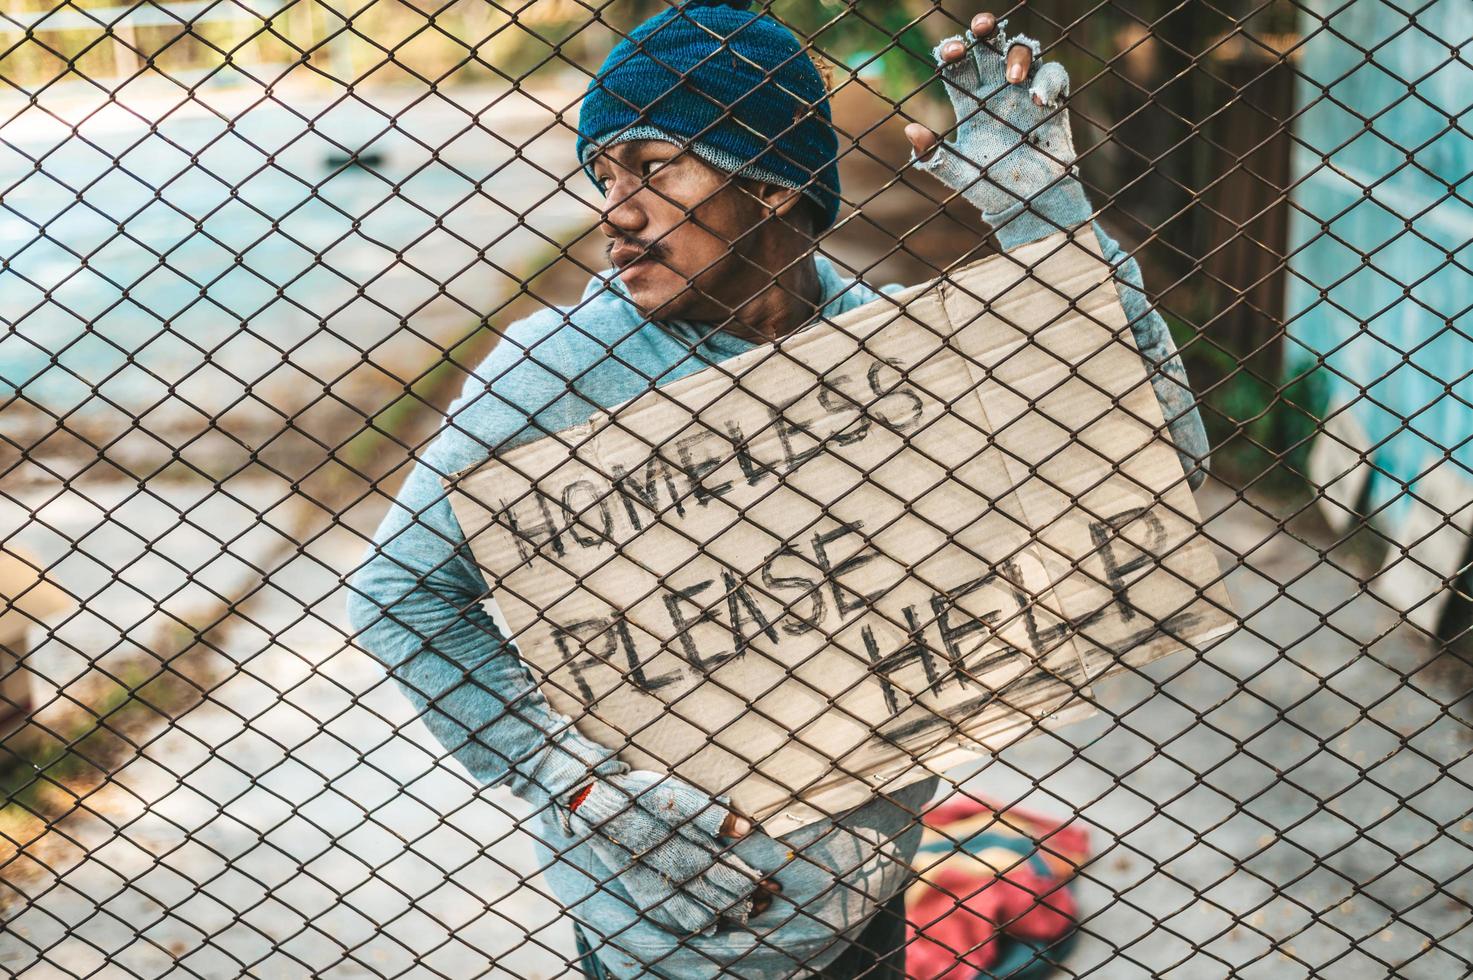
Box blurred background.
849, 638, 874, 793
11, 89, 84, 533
1, 1, 1470, 977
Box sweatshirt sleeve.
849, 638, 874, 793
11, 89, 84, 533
345, 308, 624, 803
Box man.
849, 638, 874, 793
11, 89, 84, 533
347, 1, 1208, 976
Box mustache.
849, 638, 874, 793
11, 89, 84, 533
608, 236, 666, 262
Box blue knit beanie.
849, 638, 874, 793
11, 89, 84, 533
574, 0, 841, 232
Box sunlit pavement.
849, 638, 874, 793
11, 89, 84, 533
969, 482, 1473, 979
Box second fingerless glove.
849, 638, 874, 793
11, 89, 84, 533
560, 770, 767, 937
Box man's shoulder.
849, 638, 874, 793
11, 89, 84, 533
492, 270, 646, 358
479, 263, 899, 383
425, 273, 646, 468
813, 253, 904, 316
427, 264, 900, 476
493, 272, 637, 346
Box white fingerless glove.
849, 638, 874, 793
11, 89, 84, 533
560, 770, 766, 937
909, 20, 1082, 242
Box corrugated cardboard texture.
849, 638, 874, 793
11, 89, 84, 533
447, 231, 1234, 832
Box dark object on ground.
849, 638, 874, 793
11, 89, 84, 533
326, 148, 386, 170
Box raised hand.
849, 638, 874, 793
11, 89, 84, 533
907, 12, 1211, 488
906, 12, 1085, 245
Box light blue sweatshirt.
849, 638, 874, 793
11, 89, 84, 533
345, 208, 1207, 978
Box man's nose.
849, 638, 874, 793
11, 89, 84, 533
598, 175, 646, 239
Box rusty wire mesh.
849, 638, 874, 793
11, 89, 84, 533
1, 1, 1470, 977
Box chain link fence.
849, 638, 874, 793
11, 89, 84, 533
1, 0, 1470, 977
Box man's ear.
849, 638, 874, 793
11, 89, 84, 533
746, 179, 809, 230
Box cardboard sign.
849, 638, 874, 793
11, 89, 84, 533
447, 231, 1233, 832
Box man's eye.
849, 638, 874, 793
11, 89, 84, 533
595, 159, 669, 194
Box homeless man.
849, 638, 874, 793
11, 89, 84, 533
346, 1, 1209, 976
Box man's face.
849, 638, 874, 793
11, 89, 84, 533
590, 139, 806, 325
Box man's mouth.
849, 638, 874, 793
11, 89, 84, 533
611, 244, 658, 269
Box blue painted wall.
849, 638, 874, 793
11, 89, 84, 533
1285, 0, 1472, 520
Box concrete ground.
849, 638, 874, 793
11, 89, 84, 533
0, 78, 603, 491
3, 480, 1470, 979
964, 485, 1473, 979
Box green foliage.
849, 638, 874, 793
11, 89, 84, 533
0, 660, 185, 815
1168, 311, 1329, 497
776, 0, 940, 99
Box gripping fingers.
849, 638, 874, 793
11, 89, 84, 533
933, 30, 986, 96
717, 806, 754, 840
644, 836, 765, 929
704, 843, 764, 893
927, 20, 1048, 140
621, 860, 730, 935
1005, 41, 1033, 84
751, 878, 782, 916
975, 19, 1039, 81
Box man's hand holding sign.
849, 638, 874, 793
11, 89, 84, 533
353, 3, 1228, 972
